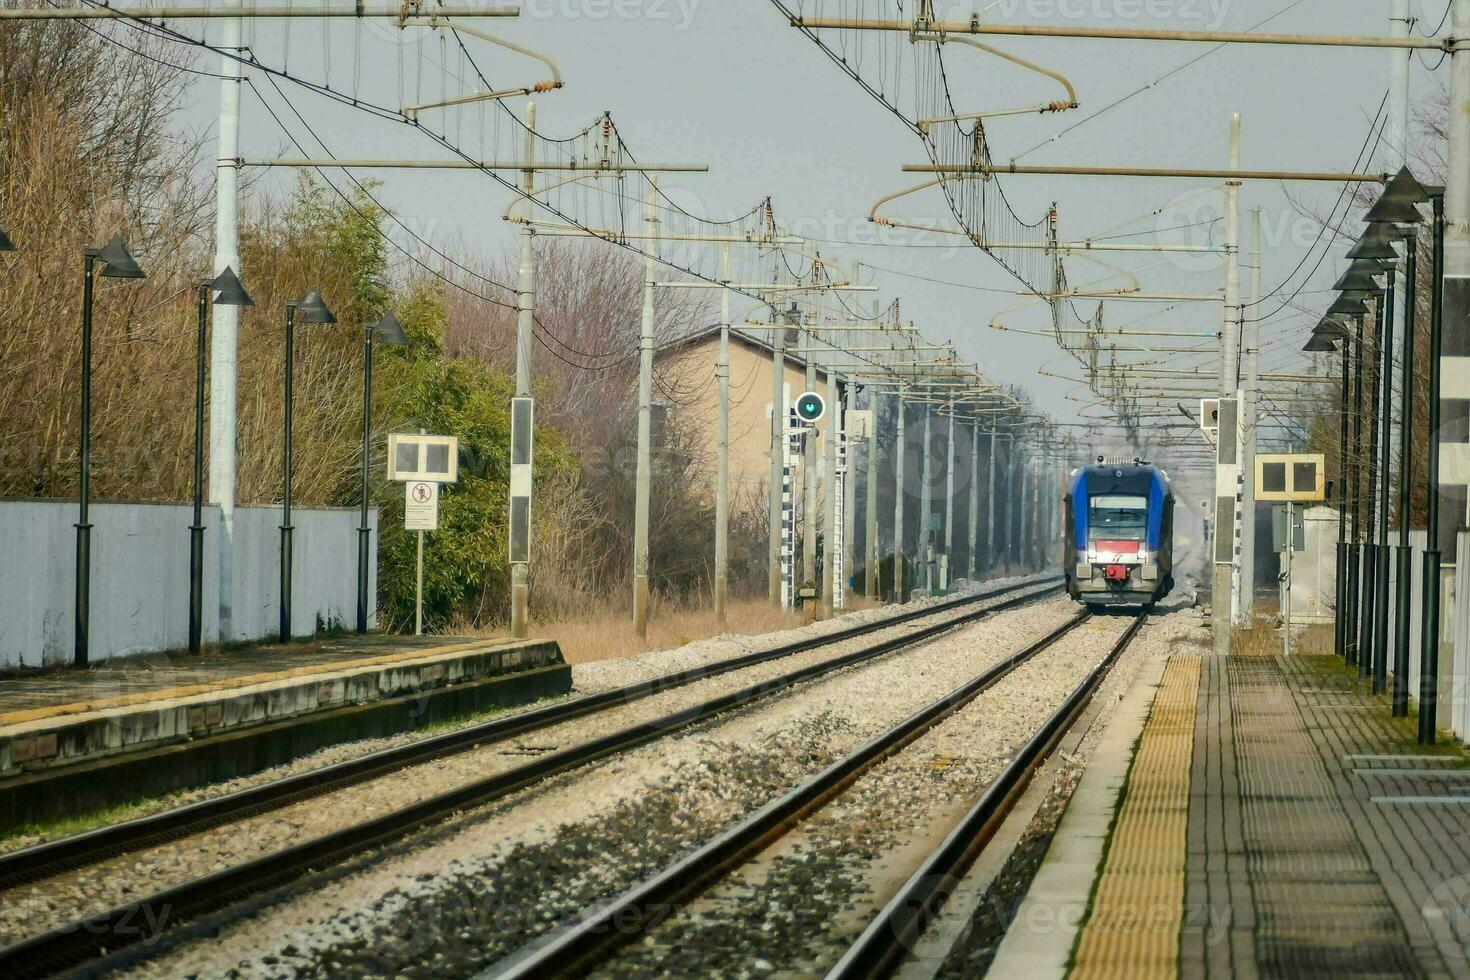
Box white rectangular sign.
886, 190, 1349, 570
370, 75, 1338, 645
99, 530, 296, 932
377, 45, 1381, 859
404, 480, 440, 531
388, 433, 459, 483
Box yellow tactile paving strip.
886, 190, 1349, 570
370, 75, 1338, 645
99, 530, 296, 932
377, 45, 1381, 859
1069, 654, 1201, 980
0, 637, 526, 728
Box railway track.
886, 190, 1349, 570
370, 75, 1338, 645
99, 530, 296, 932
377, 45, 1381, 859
0, 576, 1059, 979
496, 611, 1146, 979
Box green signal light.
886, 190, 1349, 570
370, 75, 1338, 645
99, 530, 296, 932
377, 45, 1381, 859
795, 391, 825, 422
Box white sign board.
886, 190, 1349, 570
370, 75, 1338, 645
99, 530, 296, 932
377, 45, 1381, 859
404, 480, 440, 531
387, 433, 459, 483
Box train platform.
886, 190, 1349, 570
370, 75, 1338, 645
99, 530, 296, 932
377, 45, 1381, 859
993, 632, 1470, 980
0, 632, 569, 828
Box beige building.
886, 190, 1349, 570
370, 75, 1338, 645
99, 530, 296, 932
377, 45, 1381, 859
656, 326, 833, 493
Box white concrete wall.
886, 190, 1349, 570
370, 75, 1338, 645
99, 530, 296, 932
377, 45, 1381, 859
0, 499, 376, 669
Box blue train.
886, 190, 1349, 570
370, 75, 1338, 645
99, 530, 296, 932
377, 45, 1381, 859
1063, 457, 1175, 609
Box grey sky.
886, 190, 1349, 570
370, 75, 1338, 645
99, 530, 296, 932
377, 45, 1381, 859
168, 1, 1441, 434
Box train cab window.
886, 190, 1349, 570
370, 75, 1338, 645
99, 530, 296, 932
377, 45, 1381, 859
1089, 494, 1148, 541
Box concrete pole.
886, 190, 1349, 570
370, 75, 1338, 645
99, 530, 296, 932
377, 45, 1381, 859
894, 393, 906, 601
1389, 0, 1411, 172
1239, 206, 1261, 620
823, 364, 840, 611
1448, 2, 1470, 275
1414, 0, 1470, 737
986, 423, 999, 573
945, 405, 957, 588
1214, 112, 1242, 656
509, 103, 536, 639
968, 422, 980, 581
768, 316, 786, 605
803, 353, 818, 590
209, 2, 243, 641
843, 378, 856, 605
920, 407, 933, 594
865, 389, 880, 601
714, 243, 730, 625
1440, 1, 1470, 547
1023, 449, 1034, 570
632, 179, 656, 637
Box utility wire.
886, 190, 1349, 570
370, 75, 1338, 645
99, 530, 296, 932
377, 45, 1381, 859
1242, 91, 1389, 322
1010, 0, 1309, 163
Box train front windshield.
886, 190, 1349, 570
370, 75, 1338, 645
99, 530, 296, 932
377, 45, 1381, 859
1089, 495, 1148, 543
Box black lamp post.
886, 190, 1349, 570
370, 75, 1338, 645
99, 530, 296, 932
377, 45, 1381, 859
1420, 185, 1447, 745
280, 290, 337, 643
75, 234, 145, 667
1364, 166, 1431, 716
1341, 225, 1400, 686
357, 312, 409, 633
1345, 306, 1367, 668
1356, 288, 1384, 683
1372, 263, 1397, 694
188, 267, 253, 654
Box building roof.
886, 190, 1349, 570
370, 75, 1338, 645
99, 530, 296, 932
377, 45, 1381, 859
654, 323, 830, 381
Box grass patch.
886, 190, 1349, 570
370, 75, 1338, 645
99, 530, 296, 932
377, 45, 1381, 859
0, 798, 158, 853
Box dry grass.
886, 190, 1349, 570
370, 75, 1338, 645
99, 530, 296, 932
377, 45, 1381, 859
471, 594, 881, 665
1230, 610, 1335, 659
533, 599, 804, 665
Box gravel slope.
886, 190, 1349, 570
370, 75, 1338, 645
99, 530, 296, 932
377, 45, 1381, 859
107, 597, 1080, 979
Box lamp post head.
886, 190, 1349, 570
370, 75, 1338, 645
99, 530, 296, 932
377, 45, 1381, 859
1314, 316, 1351, 339
0, 226, 13, 252
1327, 294, 1369, 317
1332, 270, 1381, 293
295, 290, 338, 324
208, 266, 254, 307
368, 312, 409, 346
1347, 257, 1391, 276
96, 234, 145, 279
1365, 166, 1430, 225
1303, 333, 1337, 353
1346, 226, 1401, 261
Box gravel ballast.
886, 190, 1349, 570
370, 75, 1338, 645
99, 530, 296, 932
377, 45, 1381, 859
0, 575, 1044, 860
591, 614, 1160, 978
0, 580, 1053, 950
107, 597, 1081, 978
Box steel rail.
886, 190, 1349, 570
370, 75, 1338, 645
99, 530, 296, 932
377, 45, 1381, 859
828, 613, 1148, 979
0, 582, 1060, 979
494, 610, 1097, 979
0, 577, 1057, 894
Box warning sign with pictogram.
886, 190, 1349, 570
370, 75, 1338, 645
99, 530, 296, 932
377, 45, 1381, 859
404, 480, 440, 531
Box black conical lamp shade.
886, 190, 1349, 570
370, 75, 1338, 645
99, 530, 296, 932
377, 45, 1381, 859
1365, 167, 1430, 224
1347, 226, 1399, 260
209, 266, 254, 307
1328, 295, 1369, 317
1304, 333, 1337, 352
296, 290, 337, 324
369, 312, 409, 346
1348, 257, 1391, 276
1333, 270, 1380, 293
0, 226, 13, 252
1315, 316, 1351, 338
97, 233, 145, 279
